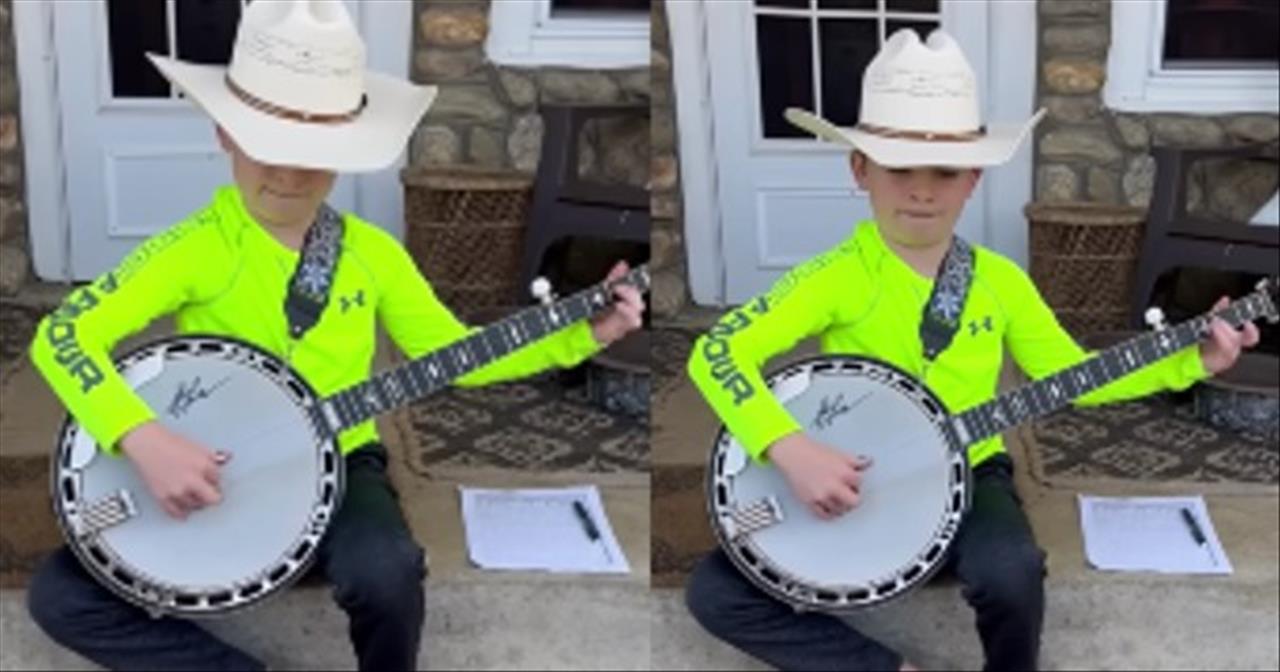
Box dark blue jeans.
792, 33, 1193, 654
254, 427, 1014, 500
686, 454, 1047, 672
27, 443, 426, 671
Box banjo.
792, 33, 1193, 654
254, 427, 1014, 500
52, 265, 649, 618
708, 278, 1277, 612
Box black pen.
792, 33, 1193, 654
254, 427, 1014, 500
1180, 507, 1207, 546
573, 500, 601, 541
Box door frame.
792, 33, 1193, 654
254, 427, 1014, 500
14, 0, 415, 281
669, 0, 1039, 306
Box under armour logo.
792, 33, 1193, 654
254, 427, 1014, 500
340, 290, 365, 313
968, 316, 993, 336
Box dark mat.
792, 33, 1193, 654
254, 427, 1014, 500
392, 371, 648, 476
1024, 390, 1278, 493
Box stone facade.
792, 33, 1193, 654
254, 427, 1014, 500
410, 0, 649, 189
0, 0, 30, 297
650, 1, 685, 319
1034, 0, 1278, 218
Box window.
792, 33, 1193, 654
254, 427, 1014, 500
1104, 0, 1279, 113
107, 0, 247, 98
485, 0, 649, 68
753, 0, 940, 138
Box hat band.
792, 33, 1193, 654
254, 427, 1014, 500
855, 122, 987, 142
224, 75, 367, 125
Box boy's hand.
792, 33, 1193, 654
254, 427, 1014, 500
120, 421, 229, 520
767, 433, 873, 520
589, 261, 646, 346
1200, 296, 1260, 376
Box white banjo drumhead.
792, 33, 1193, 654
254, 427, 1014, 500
68, 343, 327, 591
710, 356, 966, 609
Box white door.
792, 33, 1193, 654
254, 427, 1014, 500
50, 0, 405, 281
707, 0, 992, 303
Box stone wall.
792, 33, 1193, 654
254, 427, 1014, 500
411, 0, 649, 188
650, 1, 684, 319
0, 0, 30, 297
1035, 0, 1278, 218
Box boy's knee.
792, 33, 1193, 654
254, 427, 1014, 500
27, 552, 85, 638
966, 543, 1046, 615
332, 537, 426, 616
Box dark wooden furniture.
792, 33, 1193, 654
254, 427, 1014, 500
1131, 144, 1279, 327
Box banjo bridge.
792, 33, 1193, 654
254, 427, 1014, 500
73, 489, 138, 537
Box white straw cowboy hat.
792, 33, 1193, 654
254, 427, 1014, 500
786, 28, 1044, 168
147, 0, 437, 172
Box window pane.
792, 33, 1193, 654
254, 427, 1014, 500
107, 0, 171, 98
819, 19, 877, 127
551, 0, 649, 12
757, 0, 812, 8
1163, 0, 1279, 68
176, 0, 241, 65
885, 19, 940, 44
886, 0, 940, 13
756, 15, 814, 138
817, 0, 878, 9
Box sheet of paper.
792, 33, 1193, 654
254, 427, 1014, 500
1078, 494, 1231, 575
459, 485, 630, 574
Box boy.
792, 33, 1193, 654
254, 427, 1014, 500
684, 29, 1256, 671
25, 2, 644, 670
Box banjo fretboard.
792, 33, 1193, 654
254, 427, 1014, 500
313, 265, 649, 438
951, 287, 1276, 446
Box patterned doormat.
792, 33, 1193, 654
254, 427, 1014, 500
1023, 390, 1278, 494
391, 371, 648, 476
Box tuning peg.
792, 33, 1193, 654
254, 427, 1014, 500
530, 277, 555, 306
1144, 306, 1167, 331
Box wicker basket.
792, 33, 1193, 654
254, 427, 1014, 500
401, 167, 533, 321
1025, 202, 1147, 339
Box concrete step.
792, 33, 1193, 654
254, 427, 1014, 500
3, 579, 652, 670
652, 574, 1280, 671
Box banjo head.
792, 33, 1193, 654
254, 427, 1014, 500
53, 336, 342, 617
707, 355, 970, 612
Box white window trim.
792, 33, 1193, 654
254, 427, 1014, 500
485, 0, 648, 69
1104, 0, 1279, 114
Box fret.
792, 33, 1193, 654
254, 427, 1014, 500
370, 377, 393, 410
518, 310, 542, 342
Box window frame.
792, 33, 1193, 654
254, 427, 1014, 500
1103, 0, 1278, 114
485, 0, 648, 69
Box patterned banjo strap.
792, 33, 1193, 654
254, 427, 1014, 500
284, 203, 345, 339
919, 236, 975, 362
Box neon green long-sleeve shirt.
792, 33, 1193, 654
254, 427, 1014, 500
30, 185, 601, 455
687, 221, 1207, 466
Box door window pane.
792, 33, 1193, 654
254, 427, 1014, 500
886, 0, 940, 13
107, 0, 170, 98
817, 0, 878, 9
757, 15, 815, 138
176, 0, 241, 65
1163, 0, 1278, 69
819, 19, 877, 127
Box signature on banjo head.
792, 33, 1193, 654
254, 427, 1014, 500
812, 390, 873, 430
166, 375, 232, 419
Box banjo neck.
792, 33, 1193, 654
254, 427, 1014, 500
950, 280, 1279, 447
311, 265, 650, 439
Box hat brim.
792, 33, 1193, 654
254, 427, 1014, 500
148, 54, 437, 173
785, 107, 1045, 168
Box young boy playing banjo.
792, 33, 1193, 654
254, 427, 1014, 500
684, 28, 1258, 671
25, 2, 644, 670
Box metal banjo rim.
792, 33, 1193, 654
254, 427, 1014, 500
51, 334, 345, 617
705, 354, 972, 613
